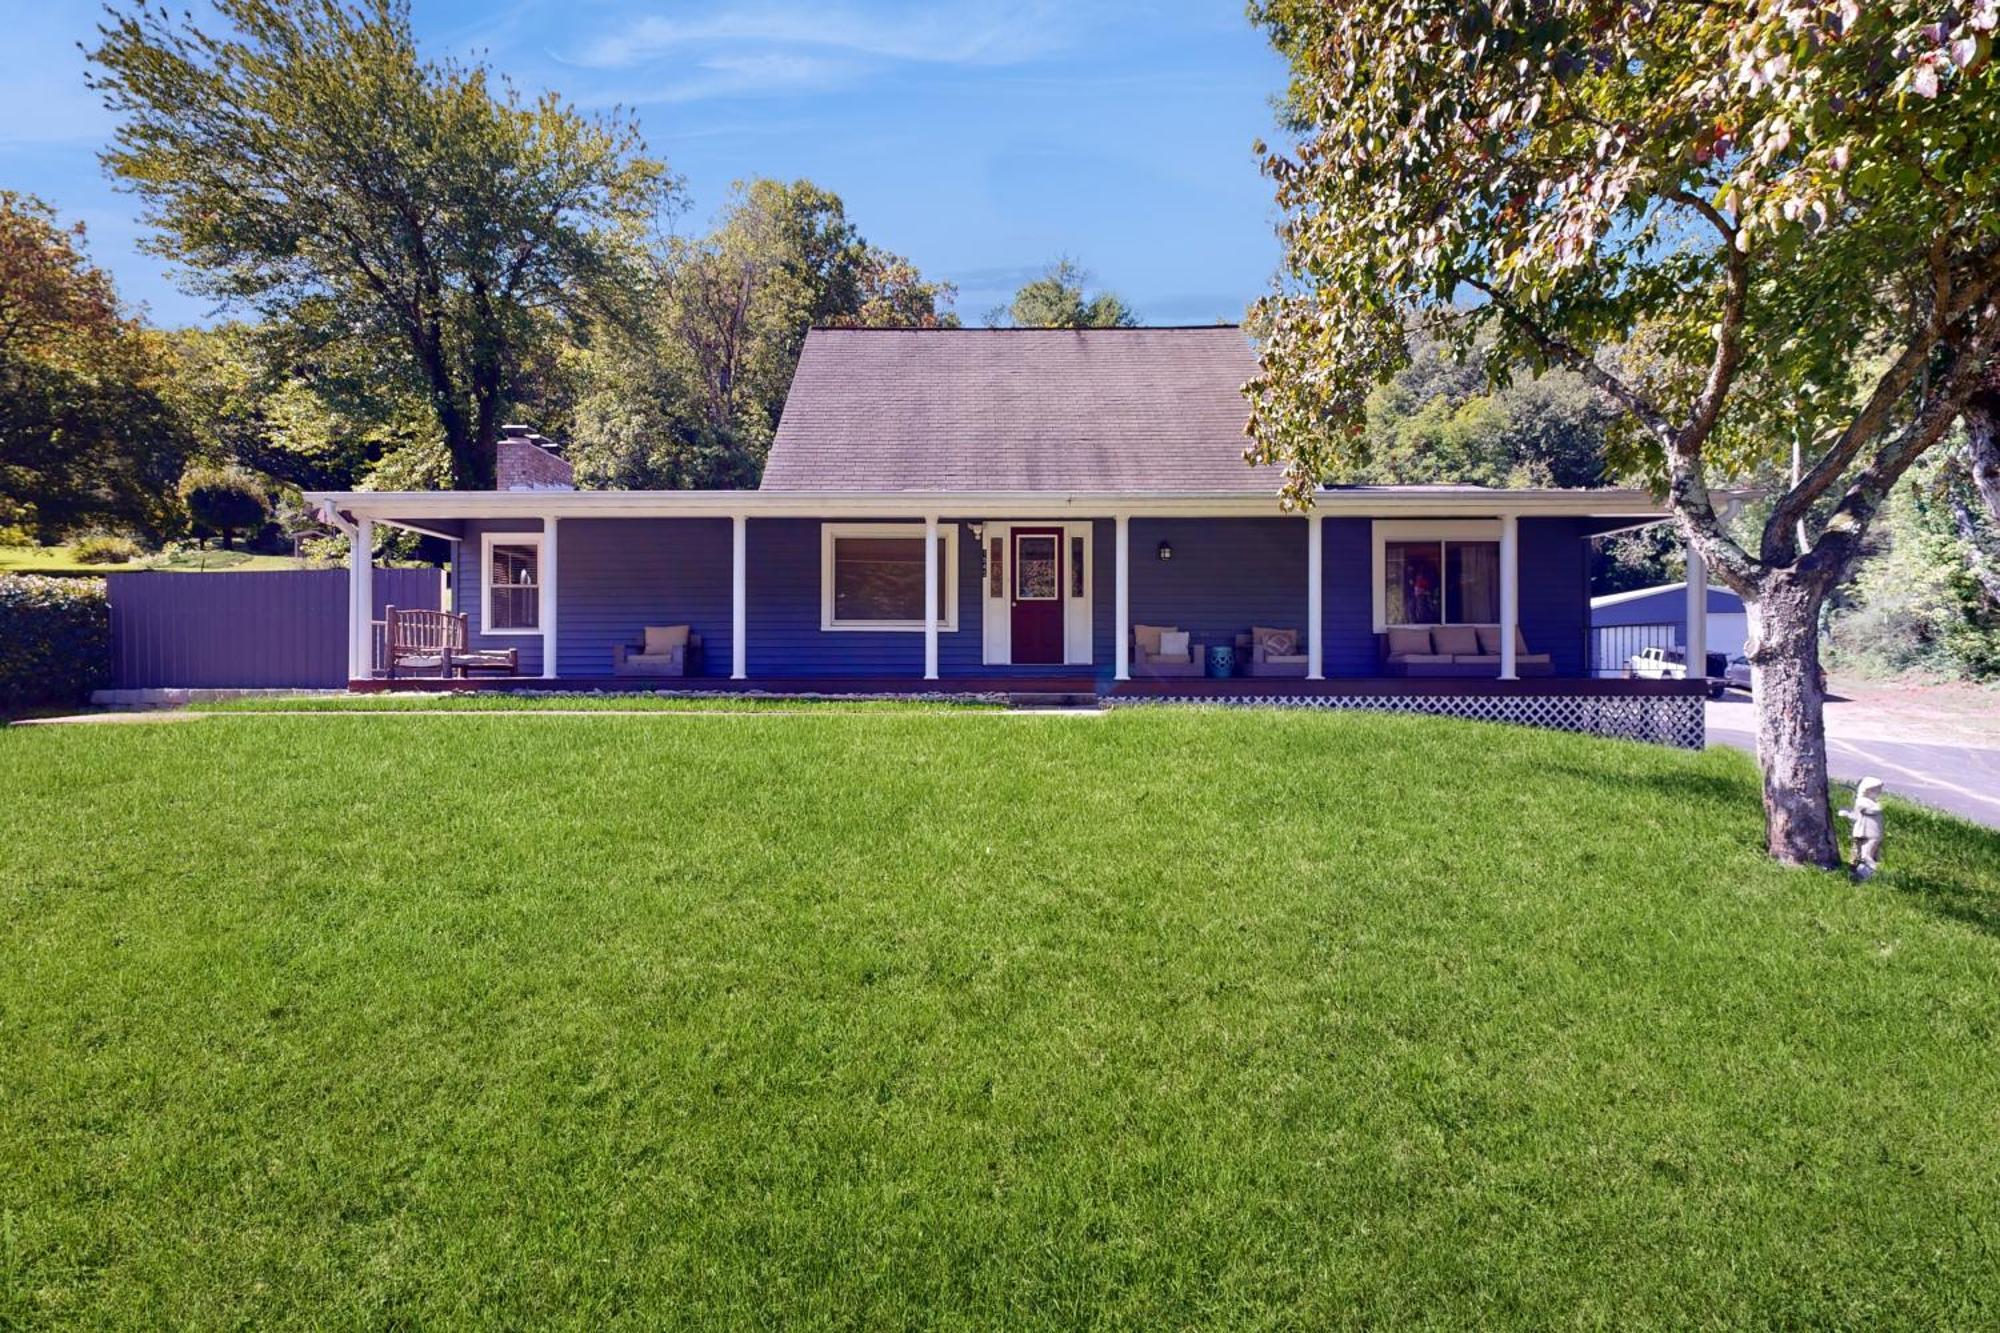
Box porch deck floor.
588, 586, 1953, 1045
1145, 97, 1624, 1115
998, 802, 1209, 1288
349, 674, 1710, 699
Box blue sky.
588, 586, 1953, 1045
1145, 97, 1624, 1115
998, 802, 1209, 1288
0, 1, 1289, 328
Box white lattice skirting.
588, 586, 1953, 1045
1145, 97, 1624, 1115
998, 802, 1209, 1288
1115, 692, 1706, 749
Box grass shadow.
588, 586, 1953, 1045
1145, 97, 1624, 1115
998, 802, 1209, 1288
1876, 803, 2000, 939
1888, 871, 2000, 939
1544, 761, 1748, 812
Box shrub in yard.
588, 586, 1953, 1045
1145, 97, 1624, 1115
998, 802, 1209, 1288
69, 533, 143, 565
0, 574, 110, 711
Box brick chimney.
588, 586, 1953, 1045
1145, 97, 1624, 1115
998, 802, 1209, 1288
495, 423, 574, 491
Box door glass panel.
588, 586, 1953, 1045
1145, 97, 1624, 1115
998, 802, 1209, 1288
1070, 535, 1085, 597
989, 537, 1004, 597
1016, 536, 1058, 599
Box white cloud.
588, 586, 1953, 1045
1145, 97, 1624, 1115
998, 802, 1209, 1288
569, 1, 1072, 71
592, 51, 863, 106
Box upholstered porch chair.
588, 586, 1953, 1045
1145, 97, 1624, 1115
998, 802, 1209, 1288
612, 625, 703, 677
1131, 623, 1205, 678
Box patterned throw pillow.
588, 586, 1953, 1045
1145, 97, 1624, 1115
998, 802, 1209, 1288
1160, 630, 1191, 658
1255, 626, 1297, 658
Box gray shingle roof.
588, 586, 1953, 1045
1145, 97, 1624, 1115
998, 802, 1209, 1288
760, 326, 1283, 494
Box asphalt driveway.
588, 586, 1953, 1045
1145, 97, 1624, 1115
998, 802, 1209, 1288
1707, 693, 2000, 830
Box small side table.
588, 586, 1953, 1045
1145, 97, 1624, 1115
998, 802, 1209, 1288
1205, 642, 1237, 679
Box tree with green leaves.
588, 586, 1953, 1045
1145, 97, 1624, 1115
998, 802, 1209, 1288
1353, 329, 1617, 487
160, 322, 438, 495
89, 0, 672, 491
995, 259, 1138, 328
177, 464, 269, 550
0, 191, 188, 542
568, 178, 957, 489
1831, 448, 2000, 677
1246, 0, 2000, 867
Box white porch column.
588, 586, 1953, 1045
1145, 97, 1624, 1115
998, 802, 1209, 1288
540, 516, 559, 680
1114, 514, 1131, 681
923, 514, 940, 681
1499, 513, 1519, 680
1685, 543, 1709, 681
350, 517, 373, 681
1307, 512, 1324, 680
731, 514, 748, 680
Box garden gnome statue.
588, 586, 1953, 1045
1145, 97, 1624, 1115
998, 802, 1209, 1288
1839, 777, 1886, 882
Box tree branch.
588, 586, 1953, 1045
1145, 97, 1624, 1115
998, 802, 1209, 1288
1769, 245, 2000, 544
1458, 275, 1675, 445
1671, 194, 1750, 459
1461, 271, 1761, 588
1809, 293, 2000, 578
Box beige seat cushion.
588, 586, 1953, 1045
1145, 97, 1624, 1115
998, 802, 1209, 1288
1515, 652, 1552, 665
1399, 653, 1453, 664
1385, 627, 1433, 657
1265, 653, 1310, 665
1133, 623, 1172, 657
1253, 626, 1297, 658
1473, 624, 1538, 654
1430, 624, 1481, 655
1452, 654, 1501, 665
643, 624, 690, 655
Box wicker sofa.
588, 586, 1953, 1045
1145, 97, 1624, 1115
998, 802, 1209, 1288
1378, 625, 1552, 677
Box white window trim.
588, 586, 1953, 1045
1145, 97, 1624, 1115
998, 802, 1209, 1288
480, 531, 544, 636
980, 520, 1093, 665
1371, 519, 1503, 632
820, 522, 960, 632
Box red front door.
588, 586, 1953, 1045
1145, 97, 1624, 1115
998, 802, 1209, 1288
1010, 528, 1064, 665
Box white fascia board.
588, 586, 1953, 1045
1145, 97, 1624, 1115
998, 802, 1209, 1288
1590, 581, 1690, 609
307, 487, 1681, 523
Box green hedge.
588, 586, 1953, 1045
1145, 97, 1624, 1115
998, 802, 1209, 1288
0, 574, 110, 712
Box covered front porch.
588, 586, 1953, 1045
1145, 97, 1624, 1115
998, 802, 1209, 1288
312, 485, 1717, 745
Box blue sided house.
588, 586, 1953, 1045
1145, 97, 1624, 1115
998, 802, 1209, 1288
309, 326, 1718, 744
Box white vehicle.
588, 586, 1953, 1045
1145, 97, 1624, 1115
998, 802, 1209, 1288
1627, 645, 1686, 679
1628, 645, 1729, 697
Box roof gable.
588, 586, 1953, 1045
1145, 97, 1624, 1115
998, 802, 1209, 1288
760, 327, 1282, 494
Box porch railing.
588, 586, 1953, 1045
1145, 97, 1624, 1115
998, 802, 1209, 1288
1590, 622, 1678, 678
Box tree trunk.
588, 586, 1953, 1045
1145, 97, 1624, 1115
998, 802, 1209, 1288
1746, 579, 1841, 869
1966, 386, 2000, 527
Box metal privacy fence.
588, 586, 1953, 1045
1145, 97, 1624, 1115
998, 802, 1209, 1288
107, 568, 444, 689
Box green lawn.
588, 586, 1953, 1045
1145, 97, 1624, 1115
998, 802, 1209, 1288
4, 709, 1998, 1328
194, 692, 1000, 712
0, 545, 309, 575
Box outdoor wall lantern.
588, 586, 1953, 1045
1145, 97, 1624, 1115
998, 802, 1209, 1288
1157, 540, 1174, 562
